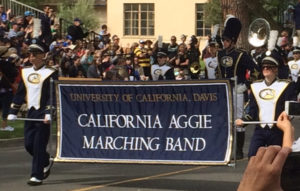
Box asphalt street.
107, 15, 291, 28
1, 118, 299, 191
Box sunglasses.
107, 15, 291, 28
262, 65, 276, 70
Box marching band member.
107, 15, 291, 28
235, 51, 296, 158
288, 45, 300, 96
7, 40, 58, 186
204, 36, 222, 79
216, 16, 260, 159
151, 52, 175, 81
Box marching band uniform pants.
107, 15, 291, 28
233, 91, 245, 156
248, 126, 283, 158
24, 114, 50, 180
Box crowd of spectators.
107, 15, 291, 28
1, 4, 300, 130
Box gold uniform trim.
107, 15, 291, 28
234, 52, 243, 77
251, 81, 290, 126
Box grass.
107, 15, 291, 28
0, 120, 25, 139
0, 119, 57, 139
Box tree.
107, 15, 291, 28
204, 0, 223, 26
221, 0, 251, 49
57, 0, 99, 32
204, 0, 298, 50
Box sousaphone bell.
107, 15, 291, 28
248, 18, 270, 47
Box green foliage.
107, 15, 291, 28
0, 119, 57, 139
204, 0, 222, 26
57, 0, 99, 32
0, 120, 24, 139
17, 0, 40, 8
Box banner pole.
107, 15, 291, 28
14, 118, 45, 121
49, 77, 54, 157
228, 77, 237, 167
242, 121, 277, 125
233, 76, 238, 167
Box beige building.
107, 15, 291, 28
106, 0, 210, 50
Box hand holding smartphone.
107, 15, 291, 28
285, 101, 300, 116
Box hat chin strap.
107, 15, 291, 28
225, 43, 235, 53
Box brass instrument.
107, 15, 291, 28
189, 61, 200, 74
248, 18, 270, 47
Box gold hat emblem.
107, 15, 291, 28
259, 88, 275, 100
221, 56, 233, 68
291, 64, 298, 70
28, 73, 41, 84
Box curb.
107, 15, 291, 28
0, 137, 24, 147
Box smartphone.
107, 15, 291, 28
281, 152, 300, 191
285, 101, 300, 116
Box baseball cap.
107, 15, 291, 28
24, 11, 34, 16
74, 18, 81, 22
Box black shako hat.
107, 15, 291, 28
209, 35, 223, 49
222, 16, 242, 43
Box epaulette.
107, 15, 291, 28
45, 65, 57, 71
277, 79, 291, 83
236, 48, 247, 54
22, 65, 32, 69
252, 79, 264, 83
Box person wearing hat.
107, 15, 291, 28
23, 11, 34, 29
204, 36, 222, 79
288, 46, 300, 82
67, 17, 88, 43
235, 51, 296, 158
288, 46, 300, 96
216, 16, 260, 159
134, 39, 151, 77
151, 51, 175, 81
7, 41, 57, 186
283, 5, 294, 30
39, 5, 52, 46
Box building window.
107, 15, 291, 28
196, 4, 210, 36
124, 3, 154, 36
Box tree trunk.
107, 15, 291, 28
221, 0, 251, 50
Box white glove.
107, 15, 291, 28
7, 114, 17, 121
236, 84, 247, 94
44, 114, 51, 121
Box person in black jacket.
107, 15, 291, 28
235, 52, 296, 158
39, 6, 52, 46
8, 41, 57, 185
0, 51, 18, 131
67, 18, 88, 43
217, 16, 260, 160
151, 52, 175, 80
